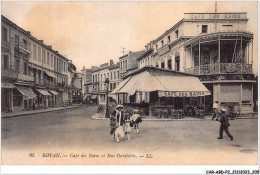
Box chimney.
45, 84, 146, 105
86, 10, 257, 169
110, 59, 114, 66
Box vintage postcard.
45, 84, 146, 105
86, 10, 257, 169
1, 0, 259, 170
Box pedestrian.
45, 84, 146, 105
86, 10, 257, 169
130, 109, 142, 134
113, 104, 125, 143
124, 113, 132, 141
212, 101, 219, 121
217, 108, 233, 141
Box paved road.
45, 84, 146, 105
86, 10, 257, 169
1, 106, 258, 165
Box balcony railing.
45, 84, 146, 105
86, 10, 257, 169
17, 73, 34, 82
185, 63, 253, 75
1, 68, 18, 79
35, 78, 58, 87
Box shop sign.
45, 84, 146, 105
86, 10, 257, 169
184, 13, 246, 20
158, 91, 210, 97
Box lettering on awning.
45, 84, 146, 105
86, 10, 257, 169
158, 91, 211, 97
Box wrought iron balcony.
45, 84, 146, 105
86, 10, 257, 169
185, 63, 253, 75
17, 73, 34, 82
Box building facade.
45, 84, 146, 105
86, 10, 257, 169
91, 60, 120, 105
81, 67, 93, 104
119, 50, 145, 78
1, 15, 70, 112
137, 12, 256, 113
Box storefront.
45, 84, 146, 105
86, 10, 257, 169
112, 67, 210, 117
35, 88, 52, 108
14, 85, 37, 111
1, 83, 15, 112
48, 90, 59, 107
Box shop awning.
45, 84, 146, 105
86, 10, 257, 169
35, 89, 52, 96
49, 90, 59, 95
111, 76, 131, 94
91, 95, 97, 99
2, 83, 15, 89
113, 67, 211, 97
45, 71, 56, 78
16, 86, 37, 99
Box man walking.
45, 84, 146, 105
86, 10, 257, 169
217, 108, 233, 141
212, 101, 219, 121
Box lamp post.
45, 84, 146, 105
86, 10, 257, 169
105, 78, 110, 118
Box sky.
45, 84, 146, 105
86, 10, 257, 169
1, 1, 258, 74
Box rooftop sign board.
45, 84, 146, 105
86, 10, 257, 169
184, 13, 247, 20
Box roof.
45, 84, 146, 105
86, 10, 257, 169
1, 15, 69, 62
123, 66, 196, 79
137, 49, 154, 61
111, 67, 210, 96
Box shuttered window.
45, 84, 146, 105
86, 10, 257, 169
220, 84, 240, 102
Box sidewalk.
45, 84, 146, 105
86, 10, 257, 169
1, 105, 82, 119
91, 113, 258, 121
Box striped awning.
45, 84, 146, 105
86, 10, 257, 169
35, 89, 52, 96
49, 90, 59, 95
16, 86, 37, 99
2, 83, 15, 89
45, 71, 56, 78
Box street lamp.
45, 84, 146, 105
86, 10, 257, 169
105, 78, 110, 118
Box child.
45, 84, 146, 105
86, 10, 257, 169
130, 109, 142, 134
124, 113, 132, 141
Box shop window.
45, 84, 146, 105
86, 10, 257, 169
161, 62, 165, 69
2, 26, 8, 42
202, 25, 208, 33
167, 59, 172, 69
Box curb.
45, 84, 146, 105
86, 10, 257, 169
90, 114, 258, 121
1, 106, 80, 119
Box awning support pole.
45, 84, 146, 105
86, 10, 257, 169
199, 39, 201, 75
218, 34, 221, 73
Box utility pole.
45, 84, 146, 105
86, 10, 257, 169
121, 47, 126, 55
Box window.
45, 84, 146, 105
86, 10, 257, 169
107, 73, 109, 79
33, 44, 36, 60
202, 25, 208, 33
161, 62, 165, 69
161, 40, 164, 47
111, 72, 113, 80
38, 47, 41, 62
110, 83, 112, 91
175, 56, 180, 71
117, 71, 119, 79
3, 55, 9, 69
15, 59, 19, 72
15, 35, 19, 46
101, 74, 102, 81
28, 41, 31, 52
114, 72, 116, 79
155, 62, 159, 68
42, 50, 46, 64
47, 52, 50, 65
156, 44, 158, 50
54, 56, 56, 69
175, 30, 179, 38
2, 26, 8, 42
168, 35, 171, 43
24, 62, 27, 75
125, 60, 127, 70
51, 55, 53, 67
167, 59, 172, 69
120, 62, 122, 71
23, 39, 27, 50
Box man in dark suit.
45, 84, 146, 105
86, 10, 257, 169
218, 108, 233, 141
